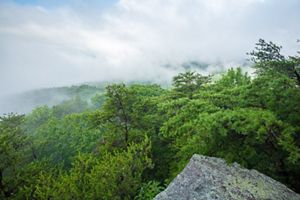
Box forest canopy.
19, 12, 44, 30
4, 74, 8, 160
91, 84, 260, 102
1, 39, 300, 199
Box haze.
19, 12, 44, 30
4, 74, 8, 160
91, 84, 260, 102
0, 0, 299, 95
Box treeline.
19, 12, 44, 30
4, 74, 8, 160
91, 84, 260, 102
0, 39, 300, 199
0, 84, 106, 114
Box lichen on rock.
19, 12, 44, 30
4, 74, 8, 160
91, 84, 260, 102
154, 155, 300, 200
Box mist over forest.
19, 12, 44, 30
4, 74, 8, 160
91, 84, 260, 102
1, 0, 299, 94
1, 0, 299, 114
0, 0, 300, 199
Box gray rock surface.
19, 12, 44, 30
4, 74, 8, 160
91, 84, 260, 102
154, 155, 300, 200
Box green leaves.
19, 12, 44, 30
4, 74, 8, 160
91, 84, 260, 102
248, 39, 300, 85
172, 71, 210, 99
32, 112, 102, 167
33, 138, 152, 200
135, 181, 164, 200
162, 105, 300, 186
157, 67, 300, 189
0, 114, 26, 169
0, 113, 28, 198
247, 38, 285, 63
2, 61, 300, 197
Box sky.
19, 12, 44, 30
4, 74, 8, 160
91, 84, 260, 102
0, 0, 299, 95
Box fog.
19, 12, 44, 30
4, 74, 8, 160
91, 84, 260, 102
0, 0, 299, 113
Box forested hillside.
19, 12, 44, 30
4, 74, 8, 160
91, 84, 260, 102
1, 40, 300, 199
0, 84, 107, 114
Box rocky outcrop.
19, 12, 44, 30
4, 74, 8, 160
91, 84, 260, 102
155, 155, 300, 200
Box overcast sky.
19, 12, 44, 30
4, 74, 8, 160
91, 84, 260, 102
0, 0, 299, 95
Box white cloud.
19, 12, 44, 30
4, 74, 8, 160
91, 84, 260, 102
0, 0, 299, 94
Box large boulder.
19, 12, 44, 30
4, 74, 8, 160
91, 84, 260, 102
155, 155, 300, 200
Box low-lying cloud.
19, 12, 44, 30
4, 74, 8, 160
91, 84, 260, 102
0, 0, 299, 95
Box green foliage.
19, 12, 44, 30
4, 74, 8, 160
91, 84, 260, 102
0, 114, 26, 170
1, 40, 300, 198
160, 67, 300, 190
247, 38, 285, 63
135, 181, 164, 200
248, 39, 300, 84
184, 108, 297, 164
172, 71, 210, 99
92, 84, 137, 148
0, 113, 28, 198
32, 112, 102, 167
92, 84, 165, 149
52, 96, 89, 118
245, 73, 300, 126
33, 138, 152, 200
91, 92, 106, 108
91, 83, 170, 181
215, 67, 251, 88
194, 67, 251, 109
15, 160, 55, 199
24, 105, 53, 134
